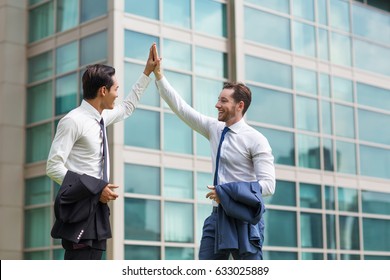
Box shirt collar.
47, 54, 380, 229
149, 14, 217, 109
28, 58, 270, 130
226, 118, 246, 134
80, 99, 102, 122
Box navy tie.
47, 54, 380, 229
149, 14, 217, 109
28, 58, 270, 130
99, 118, 108, 183
213, 127, 230, 186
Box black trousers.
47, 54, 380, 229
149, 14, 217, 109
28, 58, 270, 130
64, 247, 103, 260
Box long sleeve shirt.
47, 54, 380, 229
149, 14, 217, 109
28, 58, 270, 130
47, 73, 151, 185
156, 77, 275, 196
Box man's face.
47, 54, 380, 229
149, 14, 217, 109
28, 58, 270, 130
102, 75, 119, 110
215, 88, 242, 125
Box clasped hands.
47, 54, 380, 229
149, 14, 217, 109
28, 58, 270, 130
143, 43, 163, 80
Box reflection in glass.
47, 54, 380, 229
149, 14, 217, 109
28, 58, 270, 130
55, 73, 78, 115
26, 123, 52, 163
164, 39, 191, 71
81, 0, 107, 22
360, 145, 390, 180
334, 104, 355, 138
195, 0, 227, 37
164, 113, 193, 155
165, 202, 194, 243
264, 210, 297, 247
25, 176, 51, 206
57, 0, 78, 32
24, 207, 51, 248
124, 30, 159, 61
164, 71, 192, 107
359, 109, 390, 145
325, 186, 335, 210
317, 0, 328, 25
357, 83, 390, 111
80, 31, 107, 66
323, 138, 334, 171
321, 101, 332, 135
354, 39, 390, 76
300, 183, 321, 209
165, 247, 194, 260
302, 252, 323, 260
336, 141, 356, 174
263, 180, 296, 206
333, 77, 353, 102
195, 47, 227, 78
28, 51, 53, 83
263, 251, 297, 260
330, 0, 350, 32
164, 168, 193, 199
318, 28, 329, 61
363, 218, 390, 252
339, 216, 360, 250
56, 41, 78, 74
195, 77, 222, 117
319, 73, 330, 97
29, 2, 54, 42
197, 204, 212, 245
125, 0, 158, 19
293, 21, 316, 57
331, 32, 351, 66
298, 134, 320, 169
125, 245, 160, 260
338, 187, 358, 212
362, 191, 390, 215
27, 82, 52, 124
124, 164, 160, 195
163, 0, 190, 28
245, 0, 289, 14
326, 214, 337, 249
301, 213, 323, 248
295, 68, 317, 95
296, 96, 318, 132
293, 0, 314, 21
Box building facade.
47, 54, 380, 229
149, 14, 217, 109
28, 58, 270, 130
0, 0, 389, 260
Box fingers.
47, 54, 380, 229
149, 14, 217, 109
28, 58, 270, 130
152, 43, 159, 62
207, 185, 215, 190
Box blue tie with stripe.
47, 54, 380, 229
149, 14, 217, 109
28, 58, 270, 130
213, 127, 230, 186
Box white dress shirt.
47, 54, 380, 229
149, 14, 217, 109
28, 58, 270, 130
156, 77, 276, 196
47, 74, 151, 184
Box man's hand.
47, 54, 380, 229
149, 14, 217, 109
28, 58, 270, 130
152, 43, 163, 80
99, 184, 119, 204
143, 43, 160, 76
206, 185, 220, 204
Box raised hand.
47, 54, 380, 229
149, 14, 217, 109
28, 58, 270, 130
143, 43, 158, 76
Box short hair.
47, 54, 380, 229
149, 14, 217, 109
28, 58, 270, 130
223, 82, 252, 115
82, 64, 115, 100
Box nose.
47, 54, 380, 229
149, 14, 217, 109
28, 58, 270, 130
215, 101, 221, 108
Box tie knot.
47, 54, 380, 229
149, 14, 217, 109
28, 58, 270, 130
222, 126, 230, 135
100, 118, 104, 127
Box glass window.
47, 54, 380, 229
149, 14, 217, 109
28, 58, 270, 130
195, 0, 227, 37
124, 164, 160, 195
263, 180, 296, 206
331, 32, 352, 66
164, 71, 192, 106
197, 204, 212, 245
25, 176, 51, 206
293, 21, 316, 57
56, 41, 78, 74
164, 113, 193, 154
55, 73, 78, 115
195, 47, 227, 78
295, 68, 317, 95
81, 0, 107, 23
194, 77, 222, 117
26, 123, 52, 163
300, 183, 321, 209
333, 76, 353, 102
293, 0, 314, 21
336, 141, 356, 174
29, 0, 45, 5
317, 0, 328, 25
196, 133, 211, 157
29, 1, 54, 42
330, 0, 350, 32
27, 82, 52, 124
24, 251, 50, 260
325, 186, 335, 210
24, 207, 51, 248
257, 127, 295, 166
57, 0, 78, 32
245, 0, 289, 14
334, 104, 355, 138
163, 0, 190, 29
165, 202, 194, 243
296, 96, 318, 132
298, 134, 320, 169
319, 73, 331, 97
323, 138, 334, 171
363, 218, 390, 252
125, 245, 160, 260
301, 213, 323, 248
338, 187, 358, 212
326, 214, 337, 249
339, 216, 360, 250
264, 210, 297, 247
341, 254, 360, 260
244, 8, 290, 50
365, 255, 390, 260
359, 109, 390, 145
357, 83, 390, 111
164, 168, 193, 199
263, 251, 297, 260
247, 86, 293, 128
165, 247, 194, 260
354, 39, 390, 76
80, 31, 107, 66
360, 145, 390, 180
302, 252, 323, 260
125, 0, 159, 20
124, 109, 160, 150
245, 56, 292, 89
124, 198, 160, 241
196, 172, 212, 201
362, 191, 390, 215
28, 51, 53, 83
318, 28, 329, 61
164, 39, 192, 71
321, 101, 332, 135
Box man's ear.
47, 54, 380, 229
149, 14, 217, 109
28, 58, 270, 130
98, 86, 106, 97
238, 100, 245, 112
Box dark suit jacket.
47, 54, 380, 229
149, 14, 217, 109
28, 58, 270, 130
215, 181, 265, 256
51, 170, 111, 244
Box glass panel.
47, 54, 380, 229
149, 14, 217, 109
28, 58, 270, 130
319, 73, 330, 97
365, 255, 390, 260
317, 0, 328, 25
164, 71, 192, 106
24, 251, 50, 260
333, 76, 353, 102
57, 0, 78, 32
194, 77, 222, 117
164, 113, 193, 154
357, 83, 390, 111
326, 214, 337, 249
256, 127, 295, 166
56, 41, 78, 74
302, 252, 323, 260
360, 145, 390, 180
244, 8, 291, 50
263, 251, 297, 260
53, 249, 65, 260
55, 73, 78, 115
25, 176, 51, 205
318, 28, 329, 61
195, 0, 227, 37
165, 247, 194, 260
300, 183, 321, 209
293, 0, 314, 21
245, 0, 290, 14
195, 47, 227, 78
27, 82, 52, 124
296, 96, 318, 132
196, 133, 211, 157
301, 213, 323, 248
26, 123, 52, 163
81, 0, 107, 22
24, 207, 51, 248
323, 138, 334, 171
28, 51, 53, 83
163, 0, 190, 28
325, 186, 335, 210
321, 101, 332, 135
80, 31, 107, 66
298, 134, 320, 169
124, 109, 160, 149
338, 187, 358, 212
124, 198, 160, 241
295, 68, 317, 95
263, 180, 296, 206
334, 104, 355, 138
247, 86, 293, 128
29, 1, 54, 42
354, 39, 390, 77
362, 191, 390, 215
339, 216, 360, 250
293, 21, 316, 57
341, 254, 360, 260
367, 0, 390, 12
336, 141, 356, 174
165, 202, 194, 243
331, 32, 352, 66
330, 0, 350, 32
363, 218, 390, 251
196, 172, 212, 201
264, 210, 297, 247
125, 0, 159, 19
359, 109, 390, 145
125, 245, 160, 260
164, 39, 191, 71
124, 164, 160, 195
164, 168, 193, 199
246, 56, 292, 89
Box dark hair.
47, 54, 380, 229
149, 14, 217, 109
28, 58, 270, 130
223, 82, 252, 115
82, 64, 115, 100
